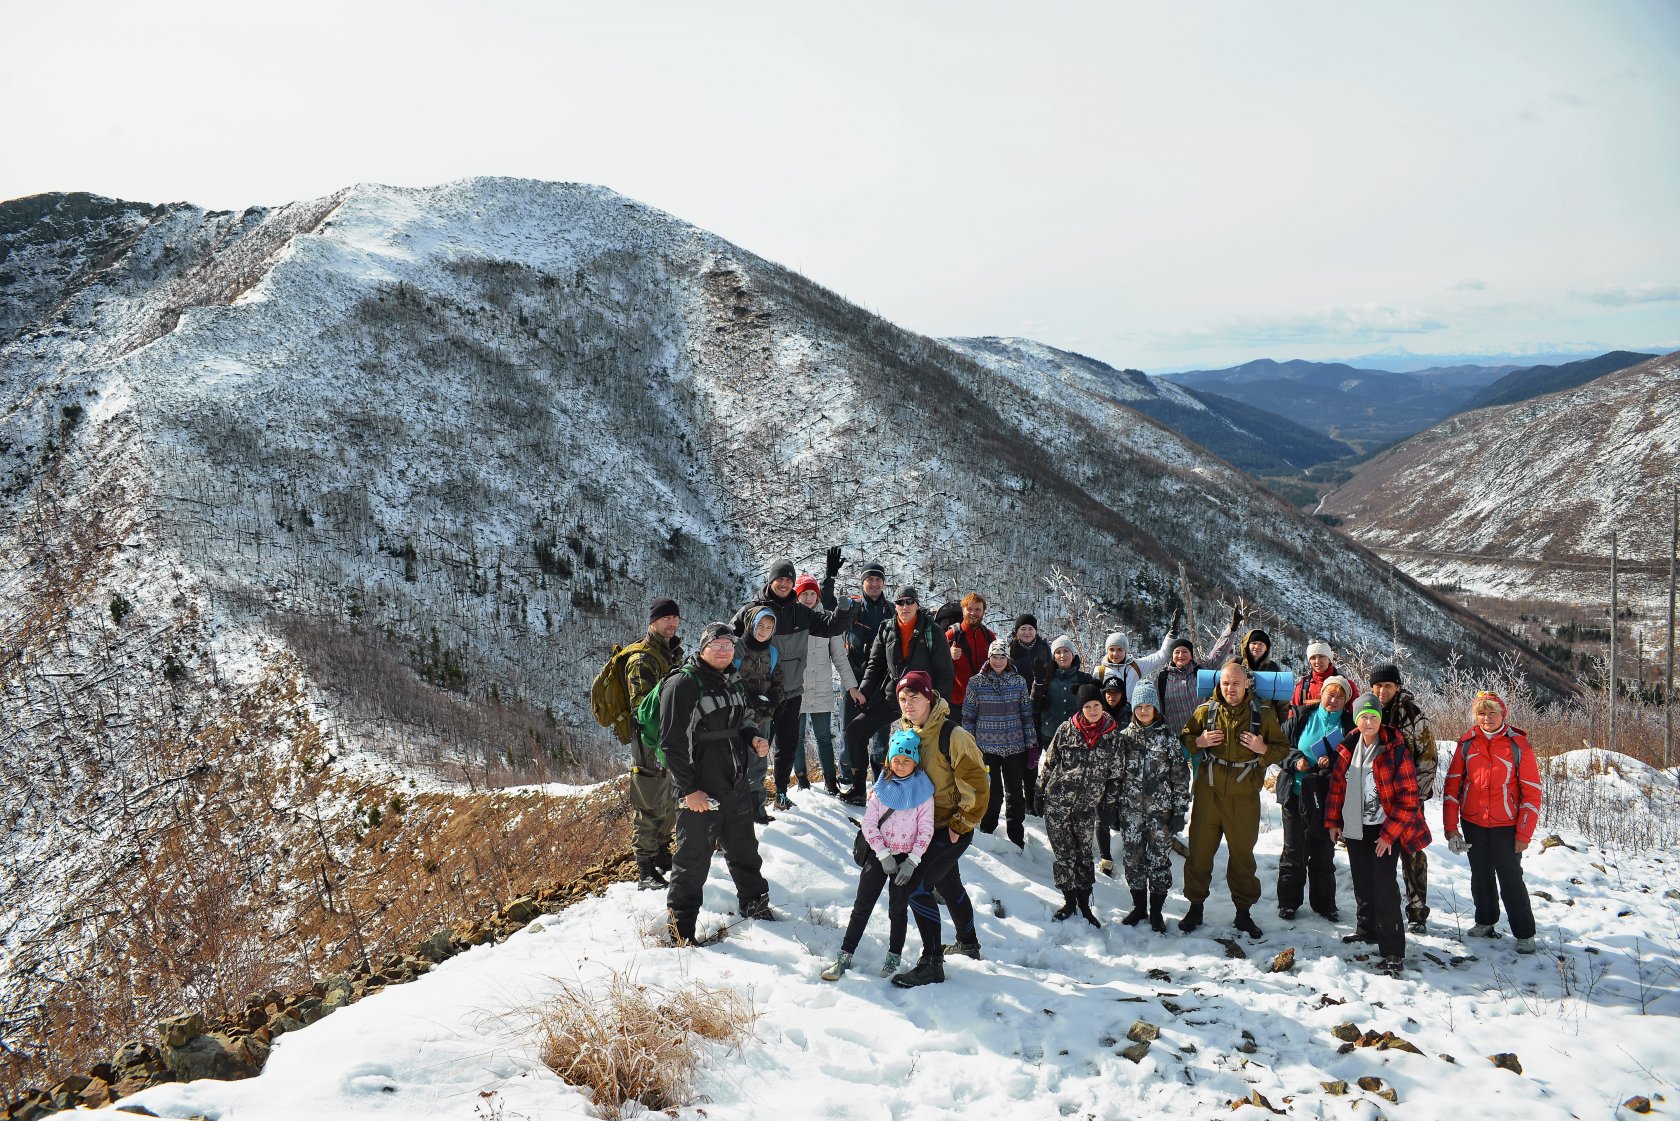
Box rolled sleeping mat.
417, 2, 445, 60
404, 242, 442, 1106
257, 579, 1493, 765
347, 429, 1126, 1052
1196, 669, 1297, 702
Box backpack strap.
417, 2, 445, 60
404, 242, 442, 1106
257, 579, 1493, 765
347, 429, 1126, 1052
937, 720, 955, 764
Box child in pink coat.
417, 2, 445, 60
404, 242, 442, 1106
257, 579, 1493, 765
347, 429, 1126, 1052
822, 728, 936, 980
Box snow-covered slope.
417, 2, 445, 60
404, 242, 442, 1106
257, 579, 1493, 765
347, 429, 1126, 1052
1321, 350, 1680, 605
73, 748, 1680, 1120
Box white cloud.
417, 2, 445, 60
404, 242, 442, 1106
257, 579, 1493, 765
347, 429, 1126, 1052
1573, 283, 1680, 306
1151, 304, 1447, 347
1451, 279, 1489, 291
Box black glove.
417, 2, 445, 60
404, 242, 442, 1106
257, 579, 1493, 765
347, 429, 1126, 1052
825, 546, 844, 580
1169, 812, 1186, 835
1230, 603, 1244, 631
1169, 606, 1184, 635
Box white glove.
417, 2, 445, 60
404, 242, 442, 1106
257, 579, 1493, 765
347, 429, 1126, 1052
1447, 833, 1470, 855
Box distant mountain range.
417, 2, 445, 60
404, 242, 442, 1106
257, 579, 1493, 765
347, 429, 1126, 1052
1159, 351, 1656, 452
944, 337, 1354, 474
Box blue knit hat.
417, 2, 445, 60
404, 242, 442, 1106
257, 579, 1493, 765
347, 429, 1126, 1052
1131, 680, 1160, 712
887, 728, 921, 765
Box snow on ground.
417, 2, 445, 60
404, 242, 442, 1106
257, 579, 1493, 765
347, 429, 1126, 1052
79, 783, 1679, 1121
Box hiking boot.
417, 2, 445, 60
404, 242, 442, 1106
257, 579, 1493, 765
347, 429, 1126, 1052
943, 936, 982, 960
1377, 955, 1405, 978
1277, 908, 1297, 920
773, 793, 793, 812
796, 776, 812, 791
636, 860, 667, 891
1318, 909, 1340, 923
1234, 908, 1263, 939
1148, 891, 1167, 933
1342, 931, 1375, 945
1077, 890, 1101, 928
823, 777, 840, 796
754, 805, 774, 824
1121, 889, 1148, 927
667, 910, 696, 946
1052, 891, 1078, 922
838, 786, 866, 807
890, 954, 945, 988
655, 850, 674, 874
1514, 937, 1538, 955
1178, 901, 1204, 933
1099, 857, 1115, 877
1007, 822, 1025, 849
740, 894, 775, 921
1407, 919, 1428, 935
820, 951, 852, 981
1468, 923, 1503, 939
880, 951, 902, 977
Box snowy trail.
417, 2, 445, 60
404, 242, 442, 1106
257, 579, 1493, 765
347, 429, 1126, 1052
84, 766, 1679, 1120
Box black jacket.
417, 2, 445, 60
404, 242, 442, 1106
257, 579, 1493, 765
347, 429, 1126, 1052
659, 656, 762, 800
859, 607, 956, 701
1010, 637, 1054, 712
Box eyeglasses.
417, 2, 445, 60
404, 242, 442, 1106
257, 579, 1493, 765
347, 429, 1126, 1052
895, 599, 916, 607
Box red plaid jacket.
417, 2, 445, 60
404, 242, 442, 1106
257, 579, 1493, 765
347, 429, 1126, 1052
1325, 726, 1432, 854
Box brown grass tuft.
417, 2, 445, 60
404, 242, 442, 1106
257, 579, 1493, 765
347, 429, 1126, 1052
535, 974, 756, 1117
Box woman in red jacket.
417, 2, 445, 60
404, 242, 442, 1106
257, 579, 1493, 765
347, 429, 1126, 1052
1326, 695, 1431, 977
1442, 690, 1542, 954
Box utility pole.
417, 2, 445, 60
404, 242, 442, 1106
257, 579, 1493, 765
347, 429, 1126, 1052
1609, 529, 1618, 753
1668, 486, 1676, 770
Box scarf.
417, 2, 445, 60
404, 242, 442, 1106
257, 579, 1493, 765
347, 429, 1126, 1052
873, 768, 935, 811
1074, 709, 1115, 750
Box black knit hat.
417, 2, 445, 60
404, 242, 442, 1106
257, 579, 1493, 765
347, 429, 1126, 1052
649, 597, 680, 623
768, 559, 797, 582
1076, 683, 1104, 707
1171, 637, 1195, 656
1370, 662, 1402, 686
1245, 628, 1271, 651
860, 560, 886, 579
894, 585, 919, 604
1014, 612, 1038, 631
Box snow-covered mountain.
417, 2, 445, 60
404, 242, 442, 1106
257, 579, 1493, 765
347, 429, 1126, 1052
945, 336, 1354, 474
0, 178, 1573, 1090
1321, 350, 1680, 607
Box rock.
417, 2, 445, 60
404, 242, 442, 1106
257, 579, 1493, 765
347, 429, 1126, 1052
51, 1074, 91, 1095
1314, 993, 1346, 1008
1270, 948, 1295, 973
1540, 834, 1571, 850
89, 1062, 116, 1084
1489, 1052, 1523, 1074
1226, 1090, 1282, 1114
1126, 1020, 1160, 1043
418, 928, 459, 962
1321, 1080, 1348, 1095
1664, 888, 1679, 902
114, 1106, 159, 1117
1120, 1041, 1152, 1063
1623, 1096, 1653, 1113
163, 1031, 259, 1082
503, 896, 540, 925
1146, 967, 1172, 981
245, 1005, 270, 1030
1375, 1033, 1422, 1055
157, 1012, 209, 1049
1215, 937, 1248, 959
1331, 1022, 1363, 1042
1439, 1054, 1457, 1063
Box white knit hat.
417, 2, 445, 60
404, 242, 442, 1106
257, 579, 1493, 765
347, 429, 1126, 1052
1306, 640, 1333, 660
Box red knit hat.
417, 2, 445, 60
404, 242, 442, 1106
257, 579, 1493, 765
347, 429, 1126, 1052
794, 573, 820, 597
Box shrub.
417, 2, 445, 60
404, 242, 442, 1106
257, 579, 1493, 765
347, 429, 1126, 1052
535, 975, 756, 1117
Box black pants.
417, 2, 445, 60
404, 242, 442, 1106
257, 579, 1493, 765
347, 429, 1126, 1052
907, 829, 976, 953
767, 696, 805, 795
1344, 835, 1403, 958
1277, 800, 1338, 915
980, 752, 1027, 845
843, 693, 900, 786
841, 694, 889, 787
666, 785, 769, 922
840, 854, 927, 958
1464, 821, 1536, 938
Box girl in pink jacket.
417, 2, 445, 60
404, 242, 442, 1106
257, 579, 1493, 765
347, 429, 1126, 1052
823, 728, 936, 980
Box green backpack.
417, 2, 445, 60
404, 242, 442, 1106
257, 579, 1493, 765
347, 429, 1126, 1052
636, 665, 698, 767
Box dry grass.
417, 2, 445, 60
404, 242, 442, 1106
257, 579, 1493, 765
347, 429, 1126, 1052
535, 974, 757, 1117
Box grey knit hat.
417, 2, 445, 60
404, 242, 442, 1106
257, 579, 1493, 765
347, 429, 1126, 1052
1105, 631, 1128, 652
1051, 634, 1076, 654
1131, 680, 1160, 711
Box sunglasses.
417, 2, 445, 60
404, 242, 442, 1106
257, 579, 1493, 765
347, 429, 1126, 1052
895, 599, 917, 606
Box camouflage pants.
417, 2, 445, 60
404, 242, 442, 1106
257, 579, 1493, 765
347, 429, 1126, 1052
629, 766, 675, 864
1121, 816, 1174, 895
1400, 847, 1429, 924
1046, 804, 1100, 892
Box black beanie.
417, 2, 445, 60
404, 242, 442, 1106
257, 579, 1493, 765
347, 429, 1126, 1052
1171, 637, 1195, 656
649, 597, 680, 623
1076, 683, 1104, 707
768, 559, 797, 582
1370, 662, 1402, 686
1014, 613, 1038, 631
1246, 628, 1271, 651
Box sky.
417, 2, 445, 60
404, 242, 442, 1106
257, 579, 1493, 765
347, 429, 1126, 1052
3, 0, 1678, 370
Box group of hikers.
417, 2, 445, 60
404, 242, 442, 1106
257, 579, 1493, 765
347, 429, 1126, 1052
594, 551, 1545, 985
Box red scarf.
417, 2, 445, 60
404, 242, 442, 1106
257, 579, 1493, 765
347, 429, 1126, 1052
1074, 709, 1115, 750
